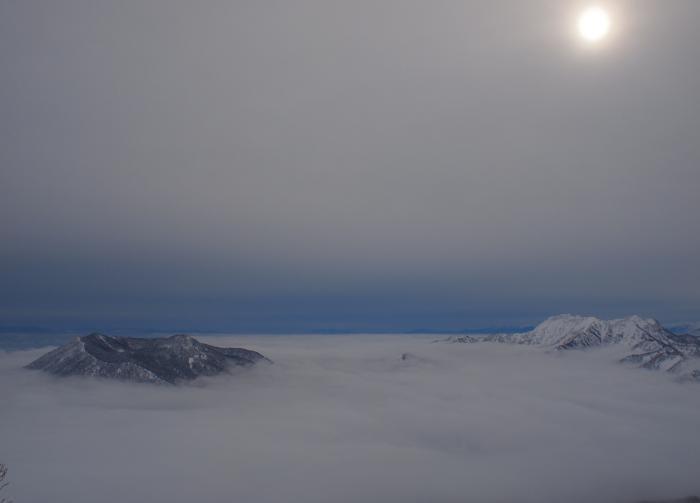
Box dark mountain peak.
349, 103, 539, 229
169, 334, 195, 341
26, 334, 269, 384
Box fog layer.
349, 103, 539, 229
2, 335, 699, 503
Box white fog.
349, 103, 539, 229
2, 335, 699, 503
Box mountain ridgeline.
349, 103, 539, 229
23, 316, 700, 384
444, 315, 700, 381
26, 333, 269, 384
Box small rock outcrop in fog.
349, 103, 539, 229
26, 333, 269, 384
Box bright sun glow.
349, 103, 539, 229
578, 6, 611, 43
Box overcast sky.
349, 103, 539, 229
1, 0, 699, 332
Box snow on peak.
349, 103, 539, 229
523, 314, 673, 351
445, 315, 700, 381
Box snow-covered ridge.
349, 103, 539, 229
25, 333, 270, 384
444, 315, 700, 381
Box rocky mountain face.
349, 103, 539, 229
445, 315, 700, 381
26, 333, 269, 384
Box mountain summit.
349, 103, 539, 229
446, 315, 700, 381
26, 333, 269, 384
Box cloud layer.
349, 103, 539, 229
2, 335, 700, 503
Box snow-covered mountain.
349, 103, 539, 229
445, 315, 700, 381
26, 333, 269, 384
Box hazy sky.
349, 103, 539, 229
1, 1, 699, 331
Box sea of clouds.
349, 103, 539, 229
2, 334, 700, 503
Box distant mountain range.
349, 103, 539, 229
444, 315, 700, 382
667, 322, 700, 337
26, 333, 269, 384
13, 316, 700, 384
2, 320, 697, 351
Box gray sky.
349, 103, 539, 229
1, 0, 699, 331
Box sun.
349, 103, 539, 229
577, 6, 611, 43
